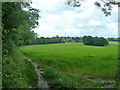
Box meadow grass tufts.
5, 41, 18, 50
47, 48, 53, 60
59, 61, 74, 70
19, 42, 118, 88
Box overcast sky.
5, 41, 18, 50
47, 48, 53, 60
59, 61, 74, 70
30, 0, 118, 38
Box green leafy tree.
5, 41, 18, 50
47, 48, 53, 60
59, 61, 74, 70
82, 36, 108, 46
2, 2, 40, 53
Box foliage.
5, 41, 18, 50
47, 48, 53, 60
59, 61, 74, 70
94, 0, 120, 16
2, 48, 38, 88
32, 35, 82, 44
32, 36, 82, 45
2, 2, 40, 88
82, 36, 108, 46
71, 37, 82, 42
107, 37, 120, 42
33, 36, 65, 45
2, 2, 40, 51
66, 0, 120, 16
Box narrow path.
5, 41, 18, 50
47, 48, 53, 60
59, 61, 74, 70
71, 73, 116, 88
82, 74, 116, 87
24, 56, 116, 88
24, 57, 49, 88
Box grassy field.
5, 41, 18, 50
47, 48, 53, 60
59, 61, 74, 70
19, 42, 118, 88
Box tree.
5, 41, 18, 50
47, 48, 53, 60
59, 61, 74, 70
107, 37, 119, 42
82, 36, 108, 46
2, 2, 40, 53
2, 2, 40, 88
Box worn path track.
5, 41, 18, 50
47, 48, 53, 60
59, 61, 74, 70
24, 57, 49, 89
24, 57, 116, 88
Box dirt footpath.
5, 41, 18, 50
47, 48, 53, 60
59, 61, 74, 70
24, 57, 49, 89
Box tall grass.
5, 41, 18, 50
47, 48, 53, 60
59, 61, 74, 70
19, 42, 118, 88
2, 48, 38, 88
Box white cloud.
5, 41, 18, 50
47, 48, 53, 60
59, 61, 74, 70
77, 20, 101, 28
31, 0, 118, 38
77, 23, 84, 27
88, 20, 101, 26
98, 31, 107, 35
107, 23, 118, 30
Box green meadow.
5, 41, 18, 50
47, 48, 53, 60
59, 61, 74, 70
19, 42, 118, 88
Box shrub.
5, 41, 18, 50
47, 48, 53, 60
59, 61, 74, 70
82, 36, 109, 46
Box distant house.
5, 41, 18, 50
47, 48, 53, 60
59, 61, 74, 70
71, 40, 76, 43
78, 40, 82, 43
71, 39, 82, 43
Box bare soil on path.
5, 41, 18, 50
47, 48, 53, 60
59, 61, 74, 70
24, 57, 49, 89
24, 57, 116, 88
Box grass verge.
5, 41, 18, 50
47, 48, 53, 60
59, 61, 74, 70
2, 48, 38, 88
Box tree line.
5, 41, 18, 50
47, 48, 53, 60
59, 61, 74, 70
30, 35, 120, 46
31, 35, 83, 45
107, 37, 120, 42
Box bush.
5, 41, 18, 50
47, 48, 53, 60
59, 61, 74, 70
82, 36, 109, 46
